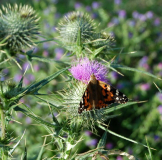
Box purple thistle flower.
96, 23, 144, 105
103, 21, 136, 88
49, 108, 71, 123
132, 11, 140, 19
43, 50, 49, 57
86, 6, 91, 12
118, 10, 126, 19
157, 92, 162, 102
54, 48, 64, 60
117, 156, 123, 160
14, 74, 22, 82
158, 105, 162, 114
86, 139, 98, 147
33, 64, 40, 72
154, 18, 160, 26
26, 117, 32, 124
146, 11, 153, 19
92, 2, 100, 9
111, 71, 118, 80
139, 14, 147, 21
74, 2, 82, 9
84, 130, 92, 136
157, 62, 162, 70
23, 62, 30, 71
138, 56, 149, 70
106, 142, 113, 149
69, 58, 108, 84
114, 0, 121, 5
140, 83, 150, 91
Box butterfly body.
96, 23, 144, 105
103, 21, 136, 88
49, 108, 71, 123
78, 74, 128, 114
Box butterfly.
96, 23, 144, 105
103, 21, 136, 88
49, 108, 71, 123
78, 74, 128, 114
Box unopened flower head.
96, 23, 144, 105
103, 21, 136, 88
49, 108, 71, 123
0, 4, 40, 53
69, 58, 108, 84
58, 11, 96, 50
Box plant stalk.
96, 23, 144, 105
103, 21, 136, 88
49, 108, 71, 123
0, 107, 5, 140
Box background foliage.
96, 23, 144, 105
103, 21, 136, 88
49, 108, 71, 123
0, 0, 162, 159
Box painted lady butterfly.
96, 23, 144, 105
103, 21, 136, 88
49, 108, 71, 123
78, 74, 128, 114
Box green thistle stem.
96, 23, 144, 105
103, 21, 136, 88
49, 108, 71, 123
0, 102, 7, 160
0, 107, 5, 140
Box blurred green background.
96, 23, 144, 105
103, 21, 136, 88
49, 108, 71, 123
1, 0, 162, 159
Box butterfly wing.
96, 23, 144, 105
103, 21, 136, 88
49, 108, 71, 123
78, 75, 128, 114
98, 81, 128, 105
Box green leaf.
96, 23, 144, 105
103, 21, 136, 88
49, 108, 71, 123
111, 64, 161, 80
145, 137, 153, 160
16, 105, 55, 128
9, 130, 26, 155
153, 82, 162, 93
91, 46, 106, 58
98, 125, 154, 150
35, 94, 63, 110
76, 148, 101, 159
22, 146, 27, 160
97, 131, 107, 148
24, 67, 70, 95
36, 137, 46, 160
104, 101, 145, 114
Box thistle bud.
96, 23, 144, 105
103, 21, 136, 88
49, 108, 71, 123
58, 11, 96, 51
0, 4, 40, 53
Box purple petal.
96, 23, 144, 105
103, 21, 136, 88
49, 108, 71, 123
69, 58, 108, 84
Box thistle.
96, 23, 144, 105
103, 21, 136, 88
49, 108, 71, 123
91, 32, 116, 50
0, 4, 40, 53
62, 58, 110, 128
58, 11, 96, 51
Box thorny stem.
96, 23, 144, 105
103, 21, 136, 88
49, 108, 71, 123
0, 99, 7, 160
0, 107, 5, 140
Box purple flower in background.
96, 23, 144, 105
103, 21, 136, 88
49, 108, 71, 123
26, 117, 32, 124
33, 64, 40, 72
158, 105, 162, 114
154, 18, 160, 26
128, 20, 136, 26
17, 112, 23, 118
139, 14, 147, 21
117, 156, 123, 160
114, 0, 121, 5
154, 135, 160, 141
86, 6, 91, 12
140, 83, 150, 91
117, 83, 125, 89
55, 13, 61, 19
23, 62, 30, 71
86, 139, 98, 147
84, 130, 92, 136
157, 92, 162, 102
91, 13, 98, 19
112, 17, 119, 24
54, 48, 64, 60
111, 71, 118, 80
43, 42, 50, 49
74, 2, 82, 9
146, 11, 153, 19
106, 142, 113, 149
118, 10, 126, 18
128, 32, 133, 38
3, 69, 9, 74
43, 50, 49, 57
14, 74, 22, 82
132, 11, 140, 19
33, 47, 39, 53
69, 58, 108, 84
24, 77, 30, 85
138, 56, 149, 70
92, 2, 100, 9
157, 62, 162, 69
